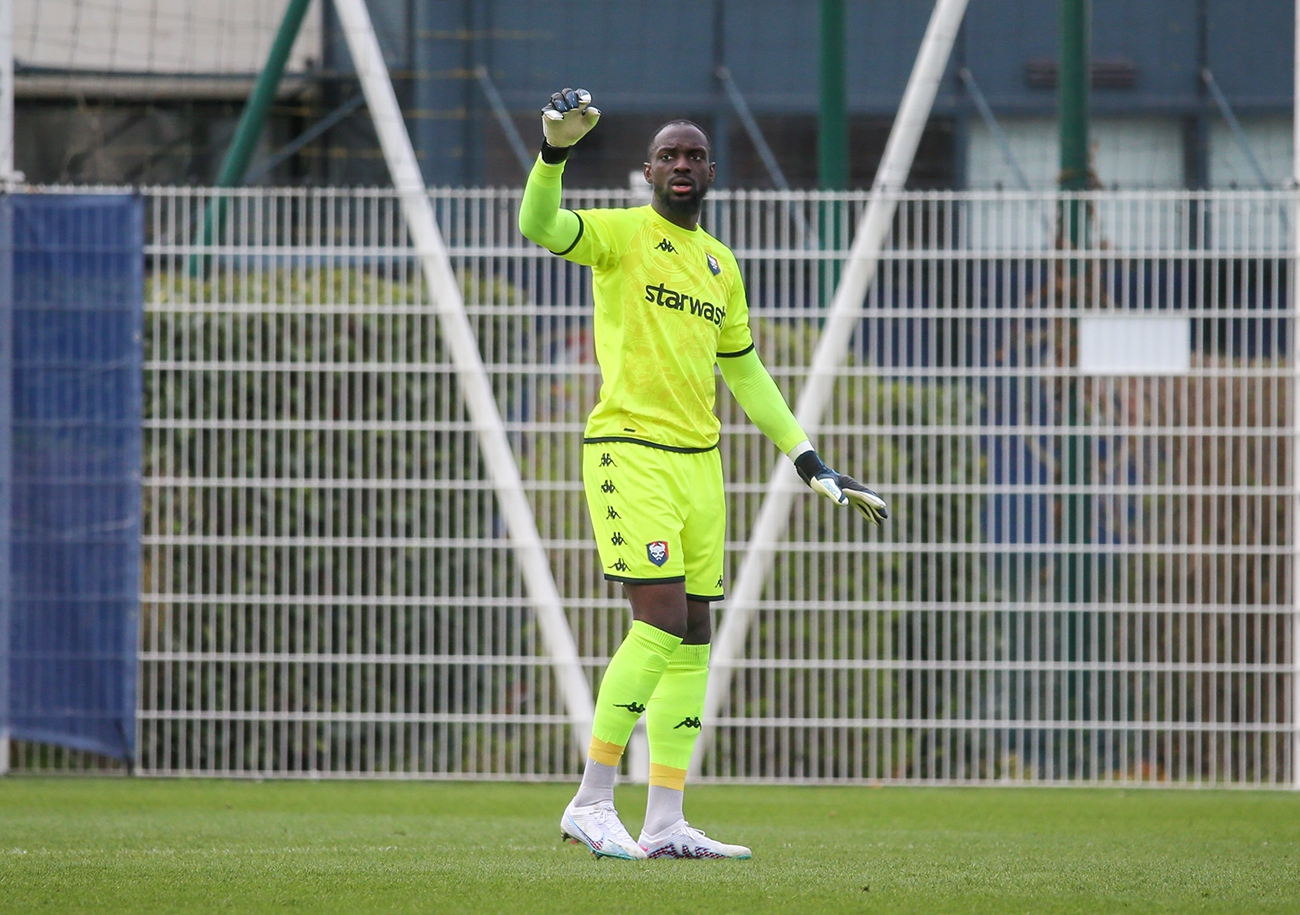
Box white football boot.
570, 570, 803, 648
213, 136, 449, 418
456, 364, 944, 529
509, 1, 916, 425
560, 799, 648, 860
637, 820, 752, 859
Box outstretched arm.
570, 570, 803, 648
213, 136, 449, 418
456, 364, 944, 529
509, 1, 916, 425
518, 88, 600, 253
719, 348, 888, 524
789, 443, 889, 524
717, 347, 807, 454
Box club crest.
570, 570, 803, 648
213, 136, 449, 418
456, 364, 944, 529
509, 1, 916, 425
706, 252, 720, 276
647, 541, 669, 567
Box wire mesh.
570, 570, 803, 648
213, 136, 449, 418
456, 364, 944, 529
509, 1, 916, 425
6, 184, 1295, 786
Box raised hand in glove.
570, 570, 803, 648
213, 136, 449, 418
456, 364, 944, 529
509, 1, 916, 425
794, 449, 889, 525
542, 87, 601, 149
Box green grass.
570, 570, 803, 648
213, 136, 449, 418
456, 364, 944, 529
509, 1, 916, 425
1, 778, 1296, 914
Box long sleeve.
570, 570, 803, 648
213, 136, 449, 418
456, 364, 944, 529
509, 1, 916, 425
518, 155, 583, 253
717, 347, 808, 455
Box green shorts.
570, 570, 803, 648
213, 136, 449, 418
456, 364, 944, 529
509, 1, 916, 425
582, 440, 726, 601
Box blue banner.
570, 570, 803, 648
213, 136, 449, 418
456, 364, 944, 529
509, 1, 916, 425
0, 194, 142, 765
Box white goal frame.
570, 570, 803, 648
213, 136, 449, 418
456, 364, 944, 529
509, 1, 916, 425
328, 0, 593, 754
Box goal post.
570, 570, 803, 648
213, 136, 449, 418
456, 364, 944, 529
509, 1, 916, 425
1, 0, 19, 184
694, 0, 971, 776
328, 0, 594, 754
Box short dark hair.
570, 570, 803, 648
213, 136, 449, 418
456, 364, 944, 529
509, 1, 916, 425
646, 120, 712, 161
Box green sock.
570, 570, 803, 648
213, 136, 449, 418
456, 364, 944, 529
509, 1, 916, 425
645, 642, 711, 789
589, 620, 683, 754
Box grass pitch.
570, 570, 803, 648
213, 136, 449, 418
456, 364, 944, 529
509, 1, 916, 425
1, 777, 1296, 914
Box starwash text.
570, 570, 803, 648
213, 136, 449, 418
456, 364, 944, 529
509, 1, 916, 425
643, 282, 726, 327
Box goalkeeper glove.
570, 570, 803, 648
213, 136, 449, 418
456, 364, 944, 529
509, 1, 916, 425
541, 87, 601, 156
793, 449, 889, 525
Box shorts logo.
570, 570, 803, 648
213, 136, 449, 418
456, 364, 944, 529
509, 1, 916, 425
706, 252, 720, 275
647, 541, 669, 567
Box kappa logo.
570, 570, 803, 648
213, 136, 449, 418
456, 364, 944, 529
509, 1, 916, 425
614, 701, 647, 714
674, 716, 702, 730
647, 541, 669, 567
657, 238, 678, 253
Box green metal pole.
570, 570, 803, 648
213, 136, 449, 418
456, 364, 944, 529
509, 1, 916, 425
192, 0, 314, 276
818, 0, 847, 302
818, 0, 848, 190
1058, 0, 1092, 746
1059, 0, 1090, 211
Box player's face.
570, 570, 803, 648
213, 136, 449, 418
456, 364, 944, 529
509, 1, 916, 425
644, 124, 715, 223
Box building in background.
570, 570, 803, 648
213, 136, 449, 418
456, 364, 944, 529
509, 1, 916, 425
10, 0, 1296, 190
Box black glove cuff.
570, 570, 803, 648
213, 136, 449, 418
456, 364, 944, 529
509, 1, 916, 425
794, 450, 831, 486
540, 141, 571, 164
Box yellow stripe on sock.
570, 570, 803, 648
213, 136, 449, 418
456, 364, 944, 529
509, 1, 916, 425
588, 737, 625, 767
648, 763, 687, 791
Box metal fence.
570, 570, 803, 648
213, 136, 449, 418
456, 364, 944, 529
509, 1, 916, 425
8, 185, 1298, 786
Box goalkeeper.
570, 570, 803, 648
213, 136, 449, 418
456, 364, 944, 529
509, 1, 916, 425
519, 88, 887, 860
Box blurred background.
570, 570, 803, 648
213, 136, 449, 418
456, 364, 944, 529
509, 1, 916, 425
9, 0, 1295, 191
1, 1, 1295, 787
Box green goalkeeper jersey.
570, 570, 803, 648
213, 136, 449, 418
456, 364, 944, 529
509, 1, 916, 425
560, 203, 753, 451
519, 156, 807, 456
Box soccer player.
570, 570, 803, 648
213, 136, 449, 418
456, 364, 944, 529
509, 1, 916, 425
518, 88, 887, 860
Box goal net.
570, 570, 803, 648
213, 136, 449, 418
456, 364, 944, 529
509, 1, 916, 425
14, 0, 321, 83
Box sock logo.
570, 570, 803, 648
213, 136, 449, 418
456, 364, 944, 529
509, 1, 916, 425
674, 716, 702, 730
614, 702, 646, 714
